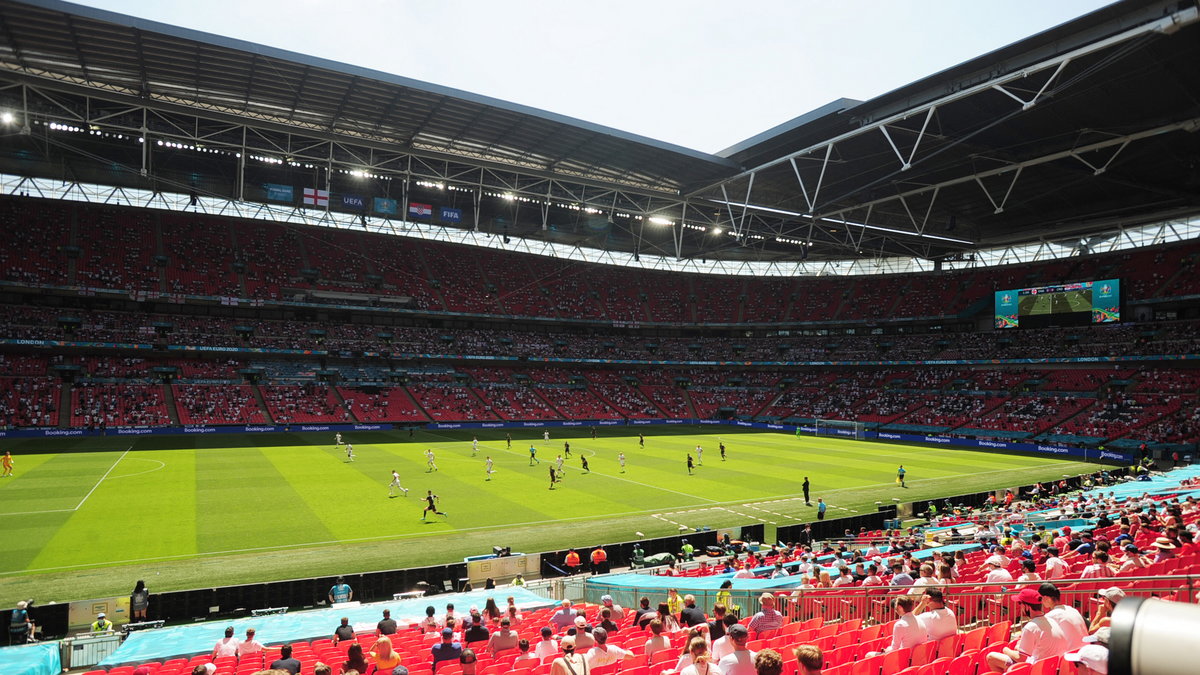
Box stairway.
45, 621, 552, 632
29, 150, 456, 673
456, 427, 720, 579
327, 384, 361, 422
57, 382, 72, 428
251, 384, 276, 424
162, 383, 181, 426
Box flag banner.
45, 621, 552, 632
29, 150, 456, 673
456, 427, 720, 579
374, 197, 398, 215
439, 206, 462, 223
341, 194, 366, 210
265, 183, 293, 202
303, 187, 329, 207
408, 202, 433, 218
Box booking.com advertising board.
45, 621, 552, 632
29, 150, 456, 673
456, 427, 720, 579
0, 419, 1133, 463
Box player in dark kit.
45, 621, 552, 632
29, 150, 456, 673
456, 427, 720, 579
581, 455, 589, 472
639, 433, 645, 448
549, 465, 558, 489
563, 441, 571, 458
802, 476, 811, 505
421, 491, 447, 520
687, 454, 695, 475
719, 441, 726, 461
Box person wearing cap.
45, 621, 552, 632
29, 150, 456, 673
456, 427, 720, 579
1083, 626, 1110, 647
599, 594, 624, 621
212, 626, 240, 660
568, 615, 596, 650
550, 635, 589, 675
237, 628, 263, 658
1089, 587, 1125, 633
328, 576, 353, 604
391, 666, 410, 675
1064, 644, 1109, 675
982, 557, 1014, 593
431, 627, 463, 672
535, 626, 559, 660
586, 626, 632, 668
91, 612, 114, 633
717, 623, 758, 675
985, 587, 1068, 672
8, 600, 32, 645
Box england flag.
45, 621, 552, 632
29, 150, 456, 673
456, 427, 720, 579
303, 187, 329, 207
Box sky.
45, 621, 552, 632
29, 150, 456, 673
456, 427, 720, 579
74, 0, 1114, 155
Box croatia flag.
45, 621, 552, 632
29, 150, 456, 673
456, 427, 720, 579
303, 187, 329, 207
408, 202, 433, 218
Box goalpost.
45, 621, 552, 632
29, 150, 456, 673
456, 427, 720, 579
812, 419, 866, 440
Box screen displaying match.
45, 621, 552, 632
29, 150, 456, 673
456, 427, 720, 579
994, 278, 1120, 329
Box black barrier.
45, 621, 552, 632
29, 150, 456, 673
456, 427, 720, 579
775, 507, 896, 545
0, 601, 69, 642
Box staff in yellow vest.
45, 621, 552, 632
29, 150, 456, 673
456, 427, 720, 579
91, 612, 114, 632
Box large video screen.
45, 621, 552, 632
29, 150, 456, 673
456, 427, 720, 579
995, 278, 1120, 329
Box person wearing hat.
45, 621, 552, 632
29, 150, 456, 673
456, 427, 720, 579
1089, 587, 1125, 633
599, 594, 624, 621
431, 627, 463, 672
1150, 536, 1177, 563
985, 587, 1069, 672
1064, 644, 1109, 675
586, 627, 633, 669
1083, 627, 1110, 647
717, 623, 758, 675
550, 635, 589, 675
569, 615, 595, 651
8, 600, 32, 645
91, 612, 114, 633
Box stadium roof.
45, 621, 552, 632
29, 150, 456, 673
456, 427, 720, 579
0, 0, 1198, 266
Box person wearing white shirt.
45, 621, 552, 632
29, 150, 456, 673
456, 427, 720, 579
908, 564, 938, 594
534, 626, 559, 660
1040, 584, 1088, 651
585, 627, 632, 669
914, 589, 958, 641
236, 628, 263, 658
716, 624, 756, 675
676, 636, 725, 675
983, 561, 1014, 592
644, 619, 671, 661
1042, 548, 1069, 580
986, 587, 1071, 671
211, 626, 240, 660
867, 595, 929, 657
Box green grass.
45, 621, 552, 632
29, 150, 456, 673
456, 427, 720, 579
0, 426, 1098, 603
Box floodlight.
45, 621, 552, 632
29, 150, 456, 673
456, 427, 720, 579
711, 227, 723, 235
0, 111, 14, 125
648, 216, 673, 226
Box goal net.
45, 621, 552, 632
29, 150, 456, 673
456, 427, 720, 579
813, 419, 866, 440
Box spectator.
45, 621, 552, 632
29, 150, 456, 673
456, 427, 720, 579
681, 594, 707, 627
212, 626, 240, 660
463, 614, 489, 644
513, 639, 537, 663
915, 588, 957, 641
342, 644, 370, 674
568, 616, 595, 651
645, 619, 672, 660
1063, 645, 1109, 675
377, 609, 398, 636
487, 617, 519, 656
1090, 587, 1124, 633
1040, 583, 1088, 650
708, 603, 728, 642
550, 600, 577, 630
586, 627, 632, 668
868, 595, 929, 656
237, 628, 263, 658
754, 648, 785, 675
717, 624, 757, 675
535, 626, 559, 659
332, 617, 355, 645
747, 593, 784, 633
458, 648, 478, 675
794, 644, 824, 675
431, 628, 463, 672
370, 636, 402, 673
711, 614, 742, 661
1043, 547, 1069, 580
269, 644, 302, 675
985, 587, 1069, 672
597, 607, 619, 633
550, 635, 588, 675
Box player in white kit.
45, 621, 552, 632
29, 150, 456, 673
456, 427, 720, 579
695, 444, 703, 465
425, 448, 438, 472
543, 430, 550, 441
485, 456, 494, 481
618, 452, 627, 473
471, 437, 479, 456
335, 432, 343, 446
345, 444, 355, 462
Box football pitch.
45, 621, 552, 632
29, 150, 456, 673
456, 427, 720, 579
0, 426, 1100, 602
1019, 290, 1091, 316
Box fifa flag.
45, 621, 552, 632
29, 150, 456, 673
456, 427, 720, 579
439, 206, 463, 223
373, 197, 398, 215
264, 183, 293, 202
303, 187, 329, 207
408, 202, 433, 218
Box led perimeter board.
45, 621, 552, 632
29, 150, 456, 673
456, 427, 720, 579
995, 279, 1120, 329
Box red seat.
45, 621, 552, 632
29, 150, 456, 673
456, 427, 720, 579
910, 641, 937, 668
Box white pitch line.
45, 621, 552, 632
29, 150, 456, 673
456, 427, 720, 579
0, 508, 76, 517
74, 446, 132, 511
